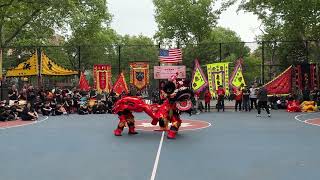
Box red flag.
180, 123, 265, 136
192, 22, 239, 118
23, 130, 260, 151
79, 72, 90, 91
112, 72, 128, 95
263, 66, 292, 95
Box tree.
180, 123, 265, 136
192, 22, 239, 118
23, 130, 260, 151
119, 35, 158, 86
153, 0, 219, 44
0, 0, 112, 47
239, 0, 320, 66
183, 27, 250, 65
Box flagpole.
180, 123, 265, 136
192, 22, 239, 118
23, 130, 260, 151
158, 43, 161, 101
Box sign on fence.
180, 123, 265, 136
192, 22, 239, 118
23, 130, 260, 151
154, 66, 186, 79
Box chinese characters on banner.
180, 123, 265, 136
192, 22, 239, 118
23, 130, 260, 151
206, 63, 230, 97
191, 59, 208, 93
130, 62, 149, 90
93, 64, 112, 93
154, 66, 186, 79
230, 59, 246, 90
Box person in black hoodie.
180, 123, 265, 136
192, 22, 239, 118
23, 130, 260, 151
21, 103, 38, 121
257, 85, 271, 117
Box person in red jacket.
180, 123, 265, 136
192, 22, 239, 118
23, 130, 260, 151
234, 87, 243, 111
217, 85, 225, 112
204, 89, 212, 112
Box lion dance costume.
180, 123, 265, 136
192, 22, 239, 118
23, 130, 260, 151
112, 79, 193, 139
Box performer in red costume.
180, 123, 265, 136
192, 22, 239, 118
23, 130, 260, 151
114, 109, 138, 136
112, 75, 193, 139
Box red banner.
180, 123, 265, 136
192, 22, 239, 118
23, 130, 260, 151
93, 64, 111, 93
112, 72, 128, 95
130, 62, 149, 90
263, 66, 292, 95
79, 72, 90, 91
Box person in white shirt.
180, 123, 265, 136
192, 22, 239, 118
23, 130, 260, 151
249, 83, 258, 111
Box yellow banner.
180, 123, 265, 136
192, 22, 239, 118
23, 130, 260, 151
192, 59, 207, 92
230, 61, 246, 89
206, 62, 230, 97
6, 53, 38, 77
41, 52, 78, 76
130, 62, 149, 90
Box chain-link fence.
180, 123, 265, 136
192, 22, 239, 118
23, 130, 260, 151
1, 40, 319, 100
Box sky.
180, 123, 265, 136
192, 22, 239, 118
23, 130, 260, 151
108, 0, 262, 43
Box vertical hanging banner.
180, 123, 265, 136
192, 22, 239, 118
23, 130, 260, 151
207, 62, 230, 97
230, 59, 246, 89
130, 62, 149, 90
191, 59, 208, 93
93, 64, 112, 93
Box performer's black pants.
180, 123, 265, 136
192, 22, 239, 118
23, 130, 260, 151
257, 101, 270, 114
250, 98, 257, 110
205, 102, 210, 112
235, 100, 242, 111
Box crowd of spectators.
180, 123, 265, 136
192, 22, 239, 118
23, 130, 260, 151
0, 84, 120, 122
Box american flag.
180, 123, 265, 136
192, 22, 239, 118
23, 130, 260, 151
159, 48, 182, 63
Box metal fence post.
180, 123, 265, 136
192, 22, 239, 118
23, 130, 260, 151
118, 45, 121, 75
261, 41, 265, 84
305, 40, 309, 63
219, 43, 222, 62
37, 47, 42, 88
0, 48, 2, 101
158, 42, 161, 100
78, 46, 81, 78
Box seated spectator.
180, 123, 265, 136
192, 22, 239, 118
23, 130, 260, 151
10, 101, 23, 119
41, 101, 53, 116
55, 104, 67, 115
95, 101, 107, 114
21, 103, 38, 121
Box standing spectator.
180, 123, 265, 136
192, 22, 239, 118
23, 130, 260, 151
204, 89, 212, 112
242, 86, 250, 111
302, 86, 310, 101
234, 87, 243, 111
249, 83, 258, 111
257, 86, 271, 117
195, 91, 203, 113
8, 85, 19, 106
217, 85, 225, 112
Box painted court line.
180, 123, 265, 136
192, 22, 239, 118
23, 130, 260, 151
294, 113, 320, 127
150, 131, 165, 180
0, 116, 49, 130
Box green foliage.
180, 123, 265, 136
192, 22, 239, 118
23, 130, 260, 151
239, 0, 320, 65
0, 0, 112, 47
153, 0, 219, 44
183, 27, 250, 65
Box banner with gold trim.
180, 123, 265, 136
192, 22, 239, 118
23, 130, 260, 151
93, 64, 112, 93
112, 72, 128, 95
130, 62, 149, 90
206, 62, 230, 97
191, 59, 208, 93
41, 52, 78, 76
6, 53, 38, 77
230, 59, 246, 89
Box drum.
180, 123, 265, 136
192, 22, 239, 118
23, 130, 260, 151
176, 100, 193, 111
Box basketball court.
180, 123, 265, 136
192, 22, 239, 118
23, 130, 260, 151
0, 111, 319, 180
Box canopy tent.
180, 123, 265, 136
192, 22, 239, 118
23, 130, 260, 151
6, 52, 78, 77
